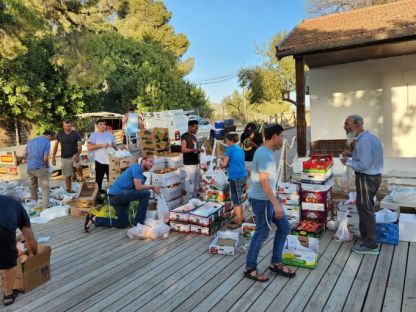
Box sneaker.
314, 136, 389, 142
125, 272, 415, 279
351, 244, 379, 255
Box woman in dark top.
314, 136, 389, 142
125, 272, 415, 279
240, 123, 263, 175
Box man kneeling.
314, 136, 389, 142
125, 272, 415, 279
84, 156, 160, 232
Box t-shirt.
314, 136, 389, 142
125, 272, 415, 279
240, 132, 263, 162
108, 164, 147, 195
249, 146, 278, 200
225, 144, 247, 180
181, 132, 199, 165
124, 112, 141, 135
57, 130, 82, 159
0, 195, 31, 232
88, 131, 116, 165
26, 136, 50, 171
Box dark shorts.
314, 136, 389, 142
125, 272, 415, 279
229, 177, 247, 206
0, 227, 17, 270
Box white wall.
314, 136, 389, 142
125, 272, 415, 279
309, 54, 416, 159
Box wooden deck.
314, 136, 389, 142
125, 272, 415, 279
1, 216, 415, 312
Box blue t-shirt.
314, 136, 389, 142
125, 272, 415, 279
109, 164, 146, 195
27, 136, 51, 171
248, 146, 277, 200
225, 144, 247, 180
0, 195, 31, 232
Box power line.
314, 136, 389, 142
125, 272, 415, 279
198, 76, 237, 85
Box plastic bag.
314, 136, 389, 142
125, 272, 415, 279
156, 195, 169, 223
127, 223, 150, 240
39, 205, 69, 220
148, 221, 170, 240
341, 166, 354, 193
212, 169, 228, 190
200, 151, 208, 169
334, 218, 353, 241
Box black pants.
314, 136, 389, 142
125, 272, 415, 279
95, 161, 109, 191
0, 227, 17, 270
355, 173, 382, 248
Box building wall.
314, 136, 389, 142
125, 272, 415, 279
309, 54, 416, 160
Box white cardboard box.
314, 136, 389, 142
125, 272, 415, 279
399, 208, 416, 242
166, 196, 183, 210
152, 169, 181, 187
209, 231, 241, 255
160, 183, 182, 201
150, 156, 166, 172
189, 202, 224, 226
165, 153, 183, 169
278, 182, 299, 194
170, 221, 190, 233
282, 235, 319, 269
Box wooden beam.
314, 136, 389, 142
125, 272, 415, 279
295, 57, 307, 157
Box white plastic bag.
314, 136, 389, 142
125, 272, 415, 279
156, 195, 170, 223
334, 218, 353, 241
200, 151, 208, 169
148, 221, 170, 240
212, 169, 228, 190
127, 224, 150, 240
341, 166, 354, 193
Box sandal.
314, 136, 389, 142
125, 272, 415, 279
3, 289, 19, 306
84, 213, 95, 233
243, 268, 269, 282
269, 263, 296, 278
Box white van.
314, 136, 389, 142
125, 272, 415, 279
143, 110, 213, 150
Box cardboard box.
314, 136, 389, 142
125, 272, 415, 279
278, 182, 299, 194
190, 223, 218, 235
292, 220, 325, 238
301, 170, 333, 183
282, 205, 300, 226
73, 182, 98, 208
189, 202, 225, 226
209, 231, 241, 255
169, 203, 196, 222
109, 156, 138, 169
0, 245, 51, 292
150, 156, 166, 171
165, 196, 183, 210
282, 235, 319, 269
152, 169, 181, 187
303, 155, 333, 173
70, 206, 92, 218
170, 221, 190, 233
165, 153, 183, 169
279, 193, 300, 206
160, 183, 182, 201
399, 207, 416, 242
206, 189, 229, 203
301, 174, 334, 185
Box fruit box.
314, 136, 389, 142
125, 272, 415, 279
209, 231, 241, 255
109, 156, 138, 169
302, 154, 333, 172
160, 183, 182, 201
165, 153, 183, 169
292, 220, 325, 238
190, 223, 219, 235
152, 169, 181, 187
301, 207, 333, 223
278, 182, 299, 194
206, 189, 229, 203
301, 170, 333, 183
73, 182, 99, 208
282, 235, 319, 269
169, 203, 197, 222
278, 193, 300, 206
170, 221, 190, 233
189, 202, 225, 226
165, 196, 183, 210
282, 205, 300, 227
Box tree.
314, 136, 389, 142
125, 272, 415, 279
238, 32, 296, 107
307, 0, 401, 16
221, 91, 246, 122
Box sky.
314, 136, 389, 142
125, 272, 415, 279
164, 0, 307, 104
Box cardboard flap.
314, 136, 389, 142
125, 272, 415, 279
20, 245, 51, 272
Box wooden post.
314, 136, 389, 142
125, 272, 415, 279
295, 57, 306, 157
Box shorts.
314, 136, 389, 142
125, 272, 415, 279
229, 177, 247, 206
61, 155, 80, 177
0, 227, 17, 270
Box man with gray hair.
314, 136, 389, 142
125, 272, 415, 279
341, 115, 383, 255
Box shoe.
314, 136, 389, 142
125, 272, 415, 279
351, 244, 379, 255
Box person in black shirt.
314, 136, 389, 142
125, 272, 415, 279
181, 120, 204, 200
240, 123, 263, 175
52, 120, 83, 193
0, 195, 38, 306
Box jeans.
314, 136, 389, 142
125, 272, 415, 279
229, 177, 247, 206
246, 197, 291, 269
95, 190, 151, 228
28, 167, 50, 208
95, 161, 109, 191
355, 173, 382, 248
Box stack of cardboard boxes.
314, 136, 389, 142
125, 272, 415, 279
278, 182, 301, 228
139, 128, 170, 157
108, 155, 139, 186
69, 182, 99, 217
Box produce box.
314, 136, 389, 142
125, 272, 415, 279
303, 154, 333, 173
160, 182, 182, 201
109, 156, 138, 169
170, 221, 190, 233
73, 182, 99, 208
278, 193, 300, 206
0, 245, 51, 292
283, 235, 319, 269
166, 196, 183, 210
169, 203, 197, 222
151, 156, 166, 171
300, 188, 333, 222
209, 231, 241, 255
206, 189, 229, 203
292, 220, 325, 238
189, 202, 225, 226
301, 180, 334, 192
282, 205, 300, 227
301, 206, 333, 223
399, 207, 416, 242
278, 182, 299, 194
190, 223, 219, 235
301, 173, 334, 185
152, 168, 181, 187
242, 223, 256, 237
337, 202, 358, 214
165, 153, 183, 169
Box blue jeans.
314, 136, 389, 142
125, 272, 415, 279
246, 197, 291, 269
95, 190, 151, 228
229, 177, 247, 206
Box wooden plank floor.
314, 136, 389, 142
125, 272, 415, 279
1, 216, 415, 312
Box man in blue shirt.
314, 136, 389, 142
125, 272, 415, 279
245, 124, 294, 283
221, 132, 247, 229
84, 156, 160, 232
24, 130, 54, 208
341, 115, 383, 255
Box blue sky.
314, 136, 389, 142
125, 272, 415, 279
164, 0, 307, 103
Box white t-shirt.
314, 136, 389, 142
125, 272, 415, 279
88, 131, 116, 165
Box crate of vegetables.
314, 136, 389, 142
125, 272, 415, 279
303, 155, 333, 173
292, 220, 325, 238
